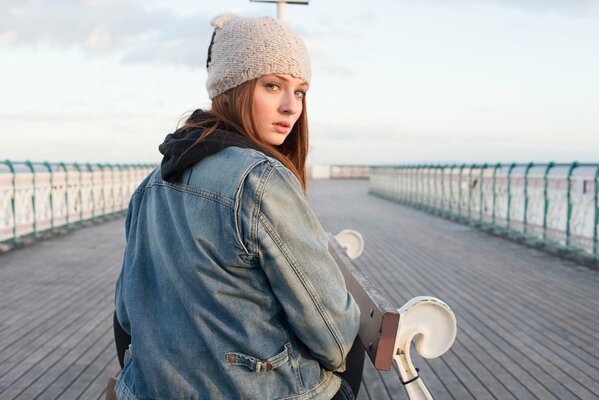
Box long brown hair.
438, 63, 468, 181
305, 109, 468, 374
182, 78, 308, 193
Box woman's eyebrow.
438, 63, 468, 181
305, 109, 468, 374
273, 74, 308, 88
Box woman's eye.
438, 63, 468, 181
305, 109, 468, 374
295, 90, 306, 99
265, 83, 280, 90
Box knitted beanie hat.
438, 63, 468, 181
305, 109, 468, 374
205, 14, 311, 100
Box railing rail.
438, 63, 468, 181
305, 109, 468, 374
0, 160, 155, 244
369, 162, 599, 261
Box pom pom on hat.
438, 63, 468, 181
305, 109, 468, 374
205, 14, 311, 100
211, 13, 237, 29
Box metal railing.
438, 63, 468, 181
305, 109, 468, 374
369, 163, 599, 261
307, 165, 370, 179
0, 161, 156, 244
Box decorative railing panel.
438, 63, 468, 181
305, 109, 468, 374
370, 163, 599, 260
0, 161, 155, 244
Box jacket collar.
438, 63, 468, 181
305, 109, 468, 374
159, 109, 270, 181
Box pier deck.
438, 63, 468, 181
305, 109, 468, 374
1, 179, 598, 399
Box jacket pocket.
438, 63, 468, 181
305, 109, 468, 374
226, 343, 290, 373
114, 347, 143, 400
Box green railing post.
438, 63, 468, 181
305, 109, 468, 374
467, 164, 476, 222
414, 165, 418, 205
73, 163, 84, 224
108, 164, 116, 214
413, 165, 418, 206
43, 162, 55, 232
565, 162, 579, 249
98, 164, 107, 217
440, 164, 447, 213
432, 165, 438, 211
426, 164, 437, 211
59, 162, 69, 226
24, 161, 37, 237
392, 168, 407, 202
86, 163, 96, 221
448, 164, 456, 215
479, 164, 488, 224
412, 165, 418, 205
412, 165, 418, 206
5, 160, 17, 243
523, 162, 534, 236
404, 165, 414, 204
426, 165, 432, 210
425, 165, 435, 210
491, 163, 501, 226
116, 164, 125, 210
506, 163, 517, 231
594, 165, 599, 258
458, 164, 466, 219
542, 162, 555, 243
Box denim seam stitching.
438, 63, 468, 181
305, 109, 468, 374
135, 167, 161, 195
258, 214, 346, 365
146, 181, 234, 207
234, 159, 270, 255
285, 342, 305, 391
251, 162, 277, 255
225, 346, 289, 371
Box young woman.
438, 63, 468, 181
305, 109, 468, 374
113, 14, 363, 400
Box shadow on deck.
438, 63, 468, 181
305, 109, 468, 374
1, 179, 598, 400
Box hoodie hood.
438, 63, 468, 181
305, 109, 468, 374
159, 109, 270, 181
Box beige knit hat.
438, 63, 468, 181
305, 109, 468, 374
205, 14, 311, 100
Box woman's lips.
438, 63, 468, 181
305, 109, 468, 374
273, 122, 290, 133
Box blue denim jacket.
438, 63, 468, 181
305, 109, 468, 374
114, 146, 360, 399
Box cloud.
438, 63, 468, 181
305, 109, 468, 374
424, 0, 599, 16
0, 0, 213, 67
0, 31, 18, 44
307, 46, 355, 77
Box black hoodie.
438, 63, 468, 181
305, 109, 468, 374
158, 109, 272, 182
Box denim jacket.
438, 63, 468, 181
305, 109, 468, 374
114, 140, 360, 399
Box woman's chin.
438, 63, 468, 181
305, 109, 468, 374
264, 134, 288, 146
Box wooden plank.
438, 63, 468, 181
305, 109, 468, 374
0, 285, 112, 379
0, 179, 598, 400
71, 354, 120, 400
39, 326, 114, 400
308, 179, 599, 400
11, 317, 113, 399
0, 295, 113, 398
385, 237, 599, 398
359, 361, 394, 399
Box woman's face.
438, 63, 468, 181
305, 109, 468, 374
253, 74, 308, 146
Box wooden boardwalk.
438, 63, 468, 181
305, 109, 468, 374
1, 179, 598, 399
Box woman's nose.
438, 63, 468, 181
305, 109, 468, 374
279, 91, 300, 115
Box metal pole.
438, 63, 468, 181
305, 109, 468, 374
565, 162, 578, 249
44, 162, 54, 232
542, 162, 555, 243
277, 1, 287, 21
479, 164, 487, 224
506, 163, 517, 231
594, 165, 599, 258
5, 160, 17, 243
25, 161, 37, 236
523, 162, 534, 236
492, 163, 501, 226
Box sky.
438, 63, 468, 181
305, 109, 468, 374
1, 0, 598, 166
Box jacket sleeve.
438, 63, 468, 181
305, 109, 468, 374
114, 191, 140, 335
253, 164, 360, 371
